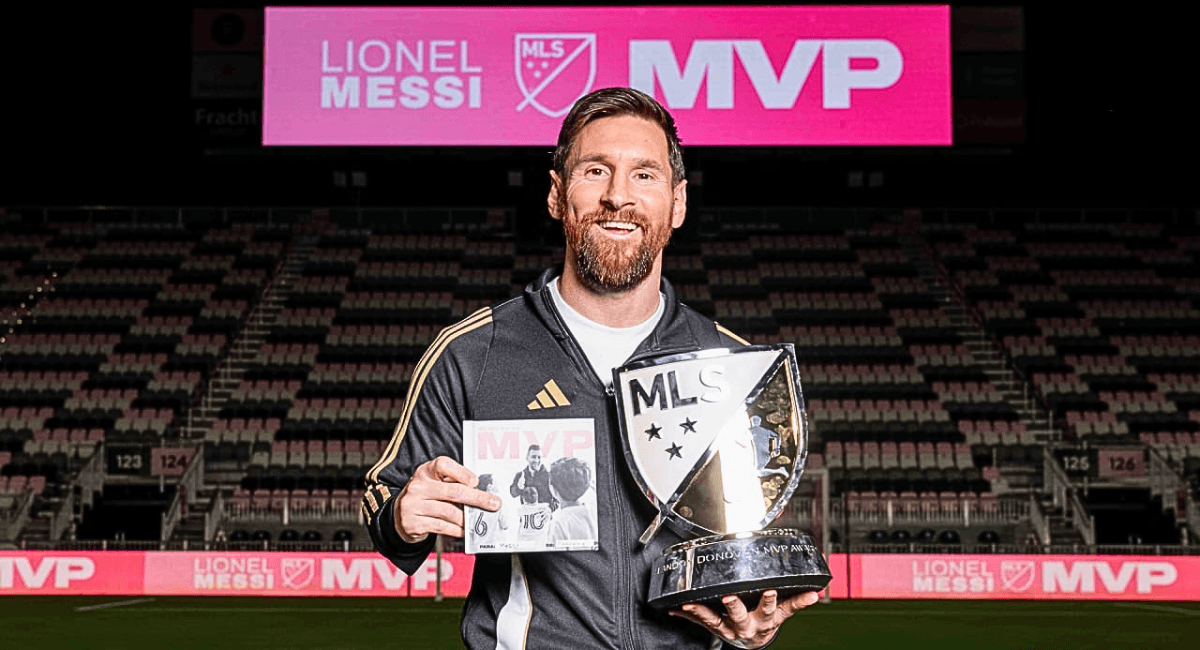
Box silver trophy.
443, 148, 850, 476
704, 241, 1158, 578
614, 344, 832, 610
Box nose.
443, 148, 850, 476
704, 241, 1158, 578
601, 172, 635, 212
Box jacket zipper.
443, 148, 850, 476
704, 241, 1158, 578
540, 291, 706, 649
539, 293, 640, 650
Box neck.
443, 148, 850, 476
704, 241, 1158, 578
558, 257, 663, 327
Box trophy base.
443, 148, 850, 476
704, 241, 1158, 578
648, 529, 832, 611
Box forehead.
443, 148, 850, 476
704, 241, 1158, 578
571, 115, 670, 168
528, 449, 541, 456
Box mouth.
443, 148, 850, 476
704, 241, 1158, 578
595, 220, 641, 236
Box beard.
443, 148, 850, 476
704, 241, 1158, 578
563, 202, 674, 294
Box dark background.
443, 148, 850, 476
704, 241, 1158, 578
4, 2, 1195, 209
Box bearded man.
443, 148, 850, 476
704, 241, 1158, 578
362, 87, 817, 650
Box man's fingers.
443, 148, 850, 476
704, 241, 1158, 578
431, 481, 501, 511
681, 603, 727, 631
411, 498, 467, 528
758, 590, 779, 617
722, 595, 750, 625
426, 456, 478, 487
779, 590, 820, 617
411, 516, 464, 539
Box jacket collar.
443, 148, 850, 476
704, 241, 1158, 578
525, 267, 704, 362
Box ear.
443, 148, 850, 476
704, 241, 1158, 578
547, 171, 564, 222
671, 179, 688, 229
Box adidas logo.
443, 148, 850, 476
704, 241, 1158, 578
527, 379, 571, 410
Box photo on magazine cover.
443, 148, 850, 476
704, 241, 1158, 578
462, 418, 599, 553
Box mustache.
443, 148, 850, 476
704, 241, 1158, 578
581, 209, 650, 229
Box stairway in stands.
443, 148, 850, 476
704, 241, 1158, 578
903, 235, 1058, 493
172, 233, 320, 541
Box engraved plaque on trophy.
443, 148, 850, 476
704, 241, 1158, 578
614, 344, 832, 610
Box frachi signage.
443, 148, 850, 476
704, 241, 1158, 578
263, 6, 951, 146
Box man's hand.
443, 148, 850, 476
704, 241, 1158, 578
394, 456, 501, 543
669, 590, 820, 649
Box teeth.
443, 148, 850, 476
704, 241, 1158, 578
600, 221, 637, 231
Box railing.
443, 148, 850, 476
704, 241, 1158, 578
18, 539, 370, 552
1, 490, 36, 543
1029, 494, 1050, 545
8, 205, 517, 233
825, 497, 1029, 527
48, 488, 75, 542
224, 500, 360, 523
1066, 488, 1097, 546
1042, 446, 1097, 544
160, 446, 206, 542
77, 443, 105, 506
204, 489, 225, 543
1149, 446, 1199, 542
1043, 446, 1071, 511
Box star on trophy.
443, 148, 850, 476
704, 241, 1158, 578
614, 344, 832, 610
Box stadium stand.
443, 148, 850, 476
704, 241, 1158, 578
3, 207, 1198, 553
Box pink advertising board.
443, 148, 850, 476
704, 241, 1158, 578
0, 552, 144, 595
263, 6, 951, 146
1, 551, 474, 598
11, 551, 1196, 601
853, 554, 1200, 601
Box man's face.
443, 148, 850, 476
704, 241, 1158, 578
549, 115, 687, 293
527, 449, 542, 471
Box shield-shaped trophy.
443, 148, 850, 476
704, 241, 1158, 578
614, 344, 832, 610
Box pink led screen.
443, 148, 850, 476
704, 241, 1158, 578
263, 6, 951, 146
0, 551, 473, 597
850, 554, 1200, 600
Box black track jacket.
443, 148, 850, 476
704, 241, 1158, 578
362, 269, 748, 650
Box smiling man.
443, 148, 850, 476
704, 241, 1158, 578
362, 87, 817, 650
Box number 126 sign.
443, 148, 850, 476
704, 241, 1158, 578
1097, 448, 1145, 479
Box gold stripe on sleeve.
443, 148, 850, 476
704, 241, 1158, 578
715, 322, 751, 346
366, 308, 493, 484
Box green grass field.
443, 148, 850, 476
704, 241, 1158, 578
0, 597, 1195, 649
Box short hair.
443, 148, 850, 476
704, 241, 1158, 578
552, 87, 685, 187
477, 474, 493, 492
527, 445, 541, 455
550, 457, 592, 502
521, 486, 539, 504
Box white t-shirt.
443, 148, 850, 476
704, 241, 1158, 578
547, 504, 597, 544
548, 277, 665, 387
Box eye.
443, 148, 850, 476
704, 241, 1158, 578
585, 167, 606, 177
